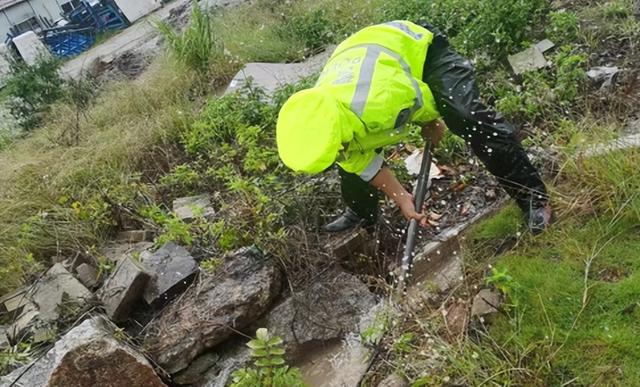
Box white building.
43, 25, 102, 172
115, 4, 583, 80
0, 0, 81, 42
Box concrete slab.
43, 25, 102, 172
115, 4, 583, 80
12, 31, 51, 66
31, 263, 92, 323
508, 46, 548, 74
173, 194, 216, 223
225, 47, 333, 97
535, 39, 555, 53
0, 288, 29, 313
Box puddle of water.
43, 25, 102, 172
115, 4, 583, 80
296, 334, 371, 387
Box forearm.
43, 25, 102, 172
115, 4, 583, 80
370, 166, 413, 209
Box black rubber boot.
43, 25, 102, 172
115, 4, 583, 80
324, 208, 366, 233
526, 205, 552, 235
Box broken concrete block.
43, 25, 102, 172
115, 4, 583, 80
0, 317, 167, 387
535, 39, 555, 53
75, 263, 99, 289
471, 289, 502, 317
116, 230, 154, 243
325, 228, 370, 260
508, 46, 548, 74
0, 288, 29, 313
172, 194, 216, 223
101, 241, 154, 265
144, 246, 281, 374
99, 256, 151, 322
32, 264, 92, 324
140, 242, 199, 307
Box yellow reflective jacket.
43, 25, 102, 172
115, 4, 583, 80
277, 21, 440, 179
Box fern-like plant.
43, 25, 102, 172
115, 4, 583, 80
231, 328, 306, 387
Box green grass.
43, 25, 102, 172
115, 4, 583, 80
433, 128, 640, 385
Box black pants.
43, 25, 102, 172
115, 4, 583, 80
339, 24, 548, 221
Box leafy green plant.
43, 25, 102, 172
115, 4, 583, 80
546, 10, 580, 45
231, 328, 306, 387
485, 267, 518, 297
0, 343, 32, 375
200, 257, 223, 274
141, 205, 193, 246
553, 47, 587, 104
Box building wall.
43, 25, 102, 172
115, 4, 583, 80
0, 0, 64, 41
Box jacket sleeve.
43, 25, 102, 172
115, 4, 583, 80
411, 80, 441, 125
337, 150, 384, 182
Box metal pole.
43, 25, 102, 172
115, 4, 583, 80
397, 140, 432, 291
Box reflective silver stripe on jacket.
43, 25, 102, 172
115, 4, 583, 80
384, 21, 424, 40
349, 44, 424, 119
359, 153, 385, 181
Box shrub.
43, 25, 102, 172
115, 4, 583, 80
3, 55, 65, 130
278, 9, 333, 54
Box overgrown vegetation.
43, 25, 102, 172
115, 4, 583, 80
1, 0, 639, 383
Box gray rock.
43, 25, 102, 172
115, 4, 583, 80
508, 46, 548, 74
140, 242, 199, 307
0, 317, 166, 387
172, 194, 216, 223
202, 342, 252, 387
471, 289, 502, 317
144, 246, 281, 374
263, 270, 377, 358
586, 66, 619, 88
378, 373, 409, 387
173, 352, 219, 385
99, 256, 151, 322
75, 263, 99, 289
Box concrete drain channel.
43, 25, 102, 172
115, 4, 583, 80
296, 202, 504, 386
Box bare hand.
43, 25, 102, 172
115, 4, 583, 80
399, 195, 429, 227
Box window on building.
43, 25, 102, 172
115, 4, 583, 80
61, 0, 82, 14
14, 16, 42, 34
